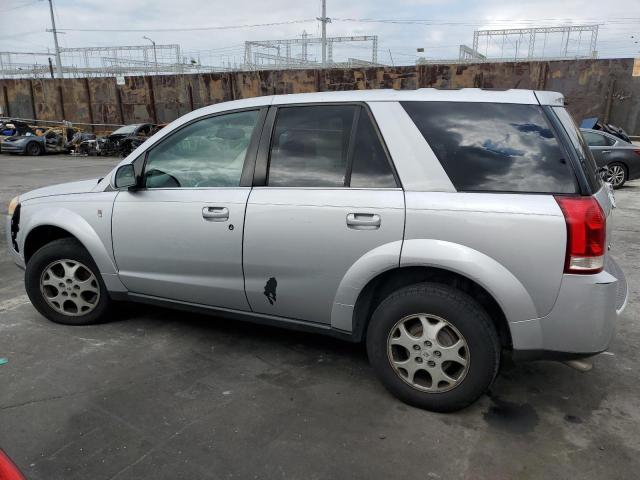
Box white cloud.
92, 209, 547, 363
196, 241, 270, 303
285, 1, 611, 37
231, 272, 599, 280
0, 0, 637, 70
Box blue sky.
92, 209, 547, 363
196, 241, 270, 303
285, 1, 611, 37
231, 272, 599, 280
1, 0, 638, 68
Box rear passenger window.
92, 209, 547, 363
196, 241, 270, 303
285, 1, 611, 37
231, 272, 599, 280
350, 112, 397, 188
401, 102, 578, 193
268, 106, 355, 187
582, 131, 613, 147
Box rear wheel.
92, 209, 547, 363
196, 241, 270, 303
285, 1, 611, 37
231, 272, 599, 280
25, 238, 112, 325
25, 142, 42, 156
605, 162, 627, 189
366, 282, 500, 412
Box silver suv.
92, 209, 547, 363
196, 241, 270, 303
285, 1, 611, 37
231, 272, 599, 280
6, 89, 628, 412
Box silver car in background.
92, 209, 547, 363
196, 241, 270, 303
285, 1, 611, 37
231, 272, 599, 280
6, 89, 628, 412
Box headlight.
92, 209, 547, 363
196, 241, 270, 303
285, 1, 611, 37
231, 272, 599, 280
8, 196, 19, 216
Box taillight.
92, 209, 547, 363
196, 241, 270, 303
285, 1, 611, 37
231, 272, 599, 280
554, 196, 606, 274
633, 150, 640, 157
0, 449, 25, 480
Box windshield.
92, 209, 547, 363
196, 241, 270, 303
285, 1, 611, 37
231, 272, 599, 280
552, 107, 602, 192
111, 125, 138, 135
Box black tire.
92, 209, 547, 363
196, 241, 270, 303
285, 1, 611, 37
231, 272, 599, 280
606, 162, 627, 189
25, 142, 43, 156
366, 282, 501, 412
25, 238, 112, 325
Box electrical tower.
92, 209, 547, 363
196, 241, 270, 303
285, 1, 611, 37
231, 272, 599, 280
463, 25, 599, 63
244, 34, 378, 70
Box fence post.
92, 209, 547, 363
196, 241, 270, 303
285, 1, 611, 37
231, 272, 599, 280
2, 85, 11, 117
29, 80, 37, 121
147, 76, 158, 124
57, 84, 66, 120
84, 78, 95, 132
115, 83, 125, 125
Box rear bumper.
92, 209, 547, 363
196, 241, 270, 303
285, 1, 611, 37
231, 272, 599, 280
510, 255, 627, 361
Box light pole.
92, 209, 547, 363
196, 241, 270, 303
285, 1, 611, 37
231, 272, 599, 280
317, 0, 331, 67
143, 36, 158, 75
47, 0, 64, 78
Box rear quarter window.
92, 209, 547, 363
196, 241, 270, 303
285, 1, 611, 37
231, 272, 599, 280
401, 101, 579, 194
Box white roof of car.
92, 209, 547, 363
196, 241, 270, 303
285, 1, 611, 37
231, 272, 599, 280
107, 87, 565, 183
176, 88, 563, 125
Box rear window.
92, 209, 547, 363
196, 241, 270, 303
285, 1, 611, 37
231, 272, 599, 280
552, 107, 601, 192
401, 101, 579, 193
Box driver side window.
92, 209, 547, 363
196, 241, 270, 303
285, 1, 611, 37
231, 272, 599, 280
144, 110, 259, 189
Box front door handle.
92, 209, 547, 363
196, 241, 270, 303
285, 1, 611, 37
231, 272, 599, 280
202, 206, 229, 221
602, 150, 612, 154
346, 213, 381, 230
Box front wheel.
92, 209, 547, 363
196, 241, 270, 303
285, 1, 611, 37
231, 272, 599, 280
25, 238, 112, 325
366, 282, 501, 412
25, 141, 43, 156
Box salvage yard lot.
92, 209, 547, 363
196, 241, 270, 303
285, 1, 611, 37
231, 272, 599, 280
1, 154, 639, 479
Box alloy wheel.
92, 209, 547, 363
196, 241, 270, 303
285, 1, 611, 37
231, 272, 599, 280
40, 259, 100, 316
605, 164, 626, 188
387, 313, 469, 393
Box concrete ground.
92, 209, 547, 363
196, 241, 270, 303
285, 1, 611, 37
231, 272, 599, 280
0, 154, 638, 480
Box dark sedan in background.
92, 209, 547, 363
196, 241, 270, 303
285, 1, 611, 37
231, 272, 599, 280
581, 128, 640, 188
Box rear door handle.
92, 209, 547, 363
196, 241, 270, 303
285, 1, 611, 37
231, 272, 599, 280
202, 206, 229, 221
346, 213, 381, 230
602, 150, 612, 154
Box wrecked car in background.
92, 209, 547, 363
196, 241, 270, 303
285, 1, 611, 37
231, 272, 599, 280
0, 126, 79, 156
0, 120, 35, 152
96, 123, 157, 157
581, 117, 631, 144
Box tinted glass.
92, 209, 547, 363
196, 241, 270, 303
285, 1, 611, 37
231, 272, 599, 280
268, 106, 355, 187
582, 131, 612, 147
553, 107, 601, 191
144, 110, 258, 189
350, 112, 397, 188
402, 102, 578, 193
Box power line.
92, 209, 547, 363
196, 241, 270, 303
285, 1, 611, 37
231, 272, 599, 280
332, 17, 640, 26
55, 19, 317, 33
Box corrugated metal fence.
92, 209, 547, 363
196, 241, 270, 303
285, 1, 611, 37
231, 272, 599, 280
1, 58, 639, 134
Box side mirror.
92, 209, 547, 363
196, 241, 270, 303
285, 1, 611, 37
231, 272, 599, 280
112, 164, 138, 189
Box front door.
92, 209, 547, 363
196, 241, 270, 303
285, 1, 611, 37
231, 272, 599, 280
112, 108, 263, 310
243, 104, 405, 324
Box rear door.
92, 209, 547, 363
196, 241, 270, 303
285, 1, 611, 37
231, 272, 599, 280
581, 130, 615, 168
243, 104, 405, 324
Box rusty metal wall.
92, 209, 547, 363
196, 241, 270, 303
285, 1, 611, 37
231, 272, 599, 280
1, 58, 639, 134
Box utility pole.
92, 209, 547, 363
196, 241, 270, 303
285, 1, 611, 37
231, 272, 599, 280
143, 36, 158, 75
47, 0, 64, 78
317, 0, 331, 67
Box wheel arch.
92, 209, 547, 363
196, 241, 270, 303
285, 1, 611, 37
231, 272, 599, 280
607, 160, 628, 174
20, 207, 117, 275
331, 239, 539, 347
24, 225, 76, 263
350, 266, 513, 349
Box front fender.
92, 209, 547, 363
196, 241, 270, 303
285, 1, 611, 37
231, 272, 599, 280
401, 239, 538, 324
19, 204, 117, 276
